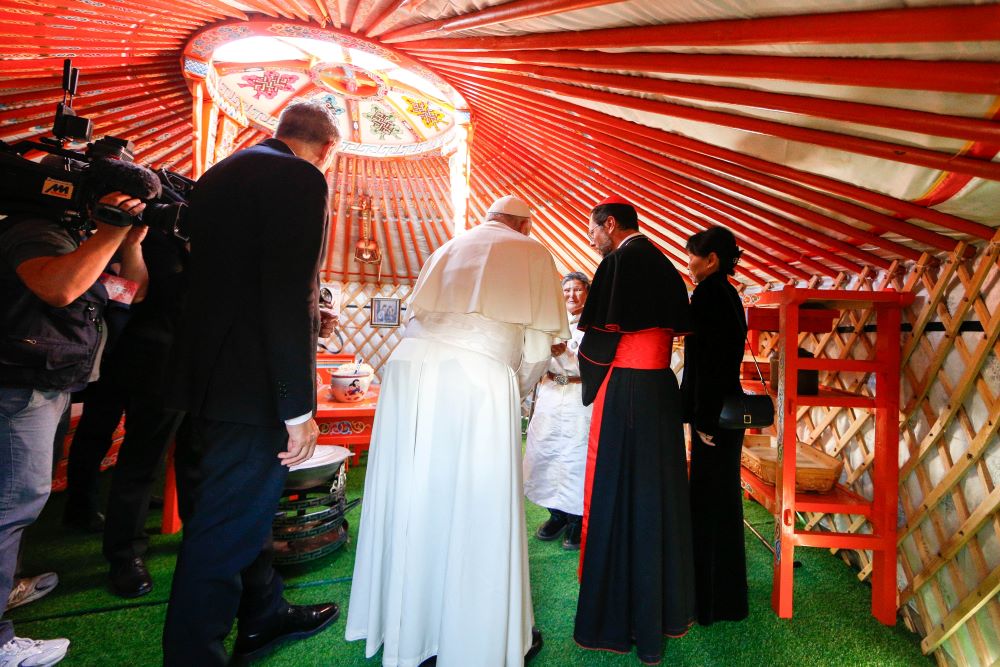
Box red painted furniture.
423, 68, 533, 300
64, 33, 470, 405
161, 370, 379, 535
315, 385, 380, 466
740, 287, 913, 625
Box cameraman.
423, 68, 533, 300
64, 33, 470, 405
0, 158, 155, 665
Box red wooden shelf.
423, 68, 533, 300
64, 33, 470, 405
747, 286, 916, 309
741, 467, 872, 518
793, 530, 882, 550
740, 380, 876, 408
797, 386, 876, 408
797, 357, 884, 373
742, 287, 911, 626
746, 305, 839, 333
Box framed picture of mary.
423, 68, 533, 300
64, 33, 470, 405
371, 297, 401, 328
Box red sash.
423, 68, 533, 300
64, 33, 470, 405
579, 329, 674, 579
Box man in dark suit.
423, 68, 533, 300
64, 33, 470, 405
163, 100, 340, 666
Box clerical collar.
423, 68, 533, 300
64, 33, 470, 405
616, 232, 644, 250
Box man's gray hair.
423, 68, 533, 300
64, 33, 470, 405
275, 100, 340, 146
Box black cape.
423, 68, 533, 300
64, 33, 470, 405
578, 235, 691, 404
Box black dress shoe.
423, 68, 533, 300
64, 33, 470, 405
63, 509, 105, 533
562, 521, 581, 551
535, 514, 568, 541
108, 557, 152, 598
231, 602, 339, 664
525, 627, 543, 664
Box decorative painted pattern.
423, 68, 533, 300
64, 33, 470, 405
317, 94, 346, 116
363, 105, 402, 140
183, 19, 458, 95
340, 131, 452, 157
317, 420, 370, 436
403, 95, 446, 129
310, 62, 387, 100
183, 57, 209, 78
188, 24, 252, 58
239, 70, 298, 100
205, 70, 248, 126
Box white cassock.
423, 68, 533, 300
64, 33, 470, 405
523, 313, 592, 516
346, 221, 569, 667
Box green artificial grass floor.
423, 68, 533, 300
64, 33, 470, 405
9, 461, 931, 666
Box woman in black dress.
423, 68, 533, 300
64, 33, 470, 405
681, 226, 749, 625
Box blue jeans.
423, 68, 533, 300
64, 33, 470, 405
0, 387, 69, 644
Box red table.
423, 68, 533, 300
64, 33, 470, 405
315, 385, 380, 466
161, 382, 379, 534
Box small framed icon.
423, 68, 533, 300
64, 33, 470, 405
371, 297, 401, 328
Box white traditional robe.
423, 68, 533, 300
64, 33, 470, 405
346, 222, 569, 667
523, 313, 592, 515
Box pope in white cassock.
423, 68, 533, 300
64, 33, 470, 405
346, 195, 570, 667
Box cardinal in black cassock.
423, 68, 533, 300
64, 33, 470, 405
574, 196, 695, 665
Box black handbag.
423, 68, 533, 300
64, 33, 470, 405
718, 297, 775, 430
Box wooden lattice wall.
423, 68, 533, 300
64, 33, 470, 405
750, 236, 1000, 666
319, 280, 412, 380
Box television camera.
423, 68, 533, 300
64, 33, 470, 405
0, 60, 193, 240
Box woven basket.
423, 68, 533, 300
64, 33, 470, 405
741, 434, 842, 493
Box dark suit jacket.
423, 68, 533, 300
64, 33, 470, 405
680, 271, 746, 438
168, 139, 327, 427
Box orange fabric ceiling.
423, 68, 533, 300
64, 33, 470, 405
1, 0, 998, 283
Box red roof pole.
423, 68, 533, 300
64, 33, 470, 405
373, 160, 403, 281
456, 61, 1000, 145
361, 0, 411, 36
477, 114, 828, 281
476, 157, 599, 275
467, 92, 880, 271
423, 50, 1000, 95
376, 0, 627, 40
407, 159, 452, 247
323, 154, 346, 281
438, 66, 1000, 181
454, 75, 962, 252
473, 142, 603, 272
476, 123, 793, 283
435, 71, 993, 239
463, 84, 910, 265
476, 123, 772, 283
397, 3, 1000, 48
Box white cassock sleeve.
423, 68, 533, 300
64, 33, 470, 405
517, 328, 553, 397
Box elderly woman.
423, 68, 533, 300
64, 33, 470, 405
681, 226, 749, 625
523, 272, 592, 550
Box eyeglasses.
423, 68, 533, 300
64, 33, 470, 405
587, 222, 605, 240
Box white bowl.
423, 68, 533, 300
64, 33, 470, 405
286, 445, 351, 490
329, 364, 374, 402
